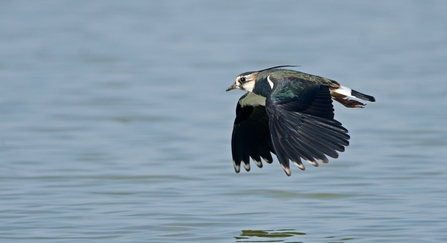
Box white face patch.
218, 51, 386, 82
241, 79, 256, 92
234, 73, 258, 92
267, 75, 274, 89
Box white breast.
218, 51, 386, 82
239, 92, 266, 107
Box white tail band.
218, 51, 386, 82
333, 85, 353, 98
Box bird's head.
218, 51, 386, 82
226, 65, 297, 92
226, 71, 258, 92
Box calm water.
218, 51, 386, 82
1, 1, 447, 242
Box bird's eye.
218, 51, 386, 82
239, 77, 246, 83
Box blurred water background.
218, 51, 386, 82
1, 1, 447, 242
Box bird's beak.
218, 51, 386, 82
226, 83, 238, 92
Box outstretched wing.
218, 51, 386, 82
231, 93, 275, 173
266, 80, 349, 176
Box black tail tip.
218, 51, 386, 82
352, 89, 376, 102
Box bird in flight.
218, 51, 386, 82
226, 65, 375, 176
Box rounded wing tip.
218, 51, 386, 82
306, 160, 319, 167
293, 161, 305, 171
281, 164, 292, 176
262, 157, 273, 164
233, 161, 241, 173
243, 162, 251, 172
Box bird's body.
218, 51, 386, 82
226, 66, 375, 176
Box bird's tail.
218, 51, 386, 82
330, 85, 376, 108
